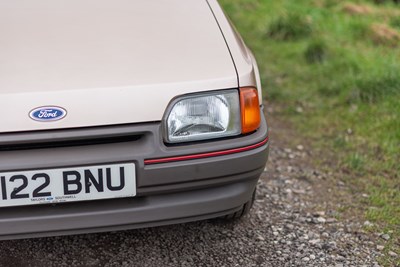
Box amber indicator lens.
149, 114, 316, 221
240, 87, 261, 134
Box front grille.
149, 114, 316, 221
0, 135, 142, 151
0, 125, 146, 152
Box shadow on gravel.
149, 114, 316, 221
0, 219, 264, 267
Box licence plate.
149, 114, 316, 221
0, 163, 136, 207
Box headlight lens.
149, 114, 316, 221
165, 90, 241, 143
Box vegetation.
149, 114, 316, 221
220, 0, 399, 265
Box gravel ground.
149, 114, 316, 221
0, 114, 390, 267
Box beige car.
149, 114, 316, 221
0, 0, 269, 239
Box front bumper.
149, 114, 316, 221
0, 112, 268, 239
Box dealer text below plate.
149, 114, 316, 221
0, 163, 136, 207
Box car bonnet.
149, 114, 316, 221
0, 0, 237, 133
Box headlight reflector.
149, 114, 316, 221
165, 90, 241, 143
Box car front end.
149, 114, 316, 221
0, 0, 268, 239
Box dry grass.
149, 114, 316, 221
342, 3, 374, 15
370, 23, 400, 46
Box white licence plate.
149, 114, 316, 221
0, 163, 136, 207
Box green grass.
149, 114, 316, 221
391, 16, 400, 29
219, 0, 400, 265
267, 12, 314, 40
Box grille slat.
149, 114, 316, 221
0, 124, 147, 152
0, 135, 141, 151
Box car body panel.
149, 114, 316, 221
0, 0, 237, 133
206, 0, 262, 99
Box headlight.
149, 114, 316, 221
165, 90, 241, 143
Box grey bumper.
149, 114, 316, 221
0, 179, 259, 240
0, 112, 269, 239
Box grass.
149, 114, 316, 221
304, 38, 328, 64
267, 12, 314, 40
219, 0, 400, 265
391, 16, 400, 29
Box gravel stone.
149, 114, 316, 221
376, 245, 384, 251
380, 234, 390, 241
315, 217, 327, 224
363, 221, 374, 227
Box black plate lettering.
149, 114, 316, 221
32, 173, 51, 197
10, 175, 29, 199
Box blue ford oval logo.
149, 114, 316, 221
29, 106, 67, 122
